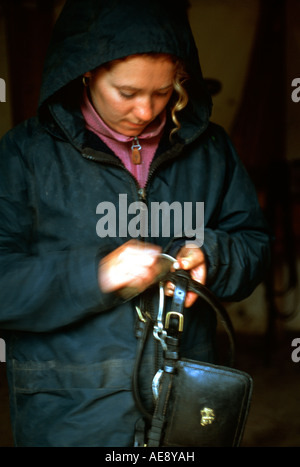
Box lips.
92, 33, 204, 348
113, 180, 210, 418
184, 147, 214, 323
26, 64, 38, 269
127, 121, 147, 127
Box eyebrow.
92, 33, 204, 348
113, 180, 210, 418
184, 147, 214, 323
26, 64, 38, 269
116, 83, 173, 92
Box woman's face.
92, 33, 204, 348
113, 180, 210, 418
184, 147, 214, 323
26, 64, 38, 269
85, 55, 176, 136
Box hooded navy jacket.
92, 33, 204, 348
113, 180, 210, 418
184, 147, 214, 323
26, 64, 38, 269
0, 0, 270, 447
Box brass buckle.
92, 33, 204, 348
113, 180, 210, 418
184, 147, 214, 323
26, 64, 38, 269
165, 311, 184, 332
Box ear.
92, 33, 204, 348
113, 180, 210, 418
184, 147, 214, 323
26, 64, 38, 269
84, 71, 92, 78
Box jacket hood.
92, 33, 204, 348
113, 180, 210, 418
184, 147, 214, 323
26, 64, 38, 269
39, 0, 212, 142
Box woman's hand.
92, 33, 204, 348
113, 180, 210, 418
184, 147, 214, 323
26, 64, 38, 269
98, 240, 206, 305
98, 240, 162, 297
165, 243, 207, 308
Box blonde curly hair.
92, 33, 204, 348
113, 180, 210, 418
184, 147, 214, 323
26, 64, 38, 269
170, 58, 189, 139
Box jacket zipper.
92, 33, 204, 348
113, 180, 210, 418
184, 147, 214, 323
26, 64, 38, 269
135, 183, 162, 377
82, 148, 142, 195
82, 144, 183, 377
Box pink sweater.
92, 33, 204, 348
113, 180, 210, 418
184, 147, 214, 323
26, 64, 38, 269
81, 90, 166, 188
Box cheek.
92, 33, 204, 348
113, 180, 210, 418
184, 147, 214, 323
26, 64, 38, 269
155, 95, 173, 115
111, 99, 131, 118
92, 95, 120, 122
102, 92, 131, 120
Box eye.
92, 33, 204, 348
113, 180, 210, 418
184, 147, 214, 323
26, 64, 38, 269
119, 91, 136, 99
155, 91, 169, 97
155, 87, 173, 97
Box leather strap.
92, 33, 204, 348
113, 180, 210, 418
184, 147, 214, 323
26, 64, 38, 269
147, 272, 189, 447
166, 269, 236, 366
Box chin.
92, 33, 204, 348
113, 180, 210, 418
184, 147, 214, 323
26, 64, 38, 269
121, 128, 145, 137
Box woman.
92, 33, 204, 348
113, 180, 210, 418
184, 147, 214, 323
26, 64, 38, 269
0, 0, 270, 447
85, 53, 207, 307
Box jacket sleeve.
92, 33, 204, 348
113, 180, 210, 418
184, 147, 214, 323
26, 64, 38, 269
201, 127, 272, 301
0, 129, 121, 333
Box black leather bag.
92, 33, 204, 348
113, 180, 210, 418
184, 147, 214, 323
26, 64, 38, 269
158, 359, 252, 447
133, 270, 253, 447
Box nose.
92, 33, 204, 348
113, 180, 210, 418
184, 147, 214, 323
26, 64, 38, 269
133, 97, 154, 123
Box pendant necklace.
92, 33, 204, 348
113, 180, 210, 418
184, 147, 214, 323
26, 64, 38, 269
131, 136, 142, 165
